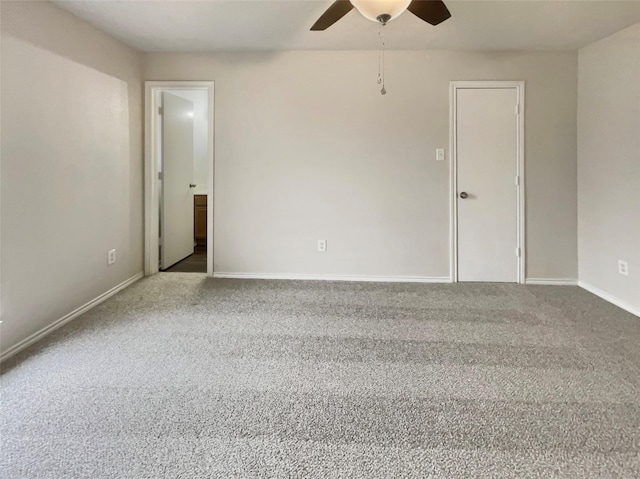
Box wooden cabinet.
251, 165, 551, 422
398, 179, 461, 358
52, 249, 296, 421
194, 194, 207, 247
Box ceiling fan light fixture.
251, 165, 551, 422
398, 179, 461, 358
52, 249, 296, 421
350, 0, 412, 25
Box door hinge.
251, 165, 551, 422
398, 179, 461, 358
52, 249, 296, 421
516, 247, 521, 258
515, 175, 520, 186
515, 103, 520, 115
158, 171, 163, 181
158, 106, 163, 116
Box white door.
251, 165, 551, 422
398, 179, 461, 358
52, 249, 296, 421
456, 87, 519, 282
160, 92, 194, 270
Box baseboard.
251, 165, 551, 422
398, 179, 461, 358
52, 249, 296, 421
578, 281, 640, 318
0, 272, 144, 363
525, 278, 578, 285
213, 272, 451, 283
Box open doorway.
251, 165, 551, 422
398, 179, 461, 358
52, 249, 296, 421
159, 89, 207, 272
144, 82, 214, 276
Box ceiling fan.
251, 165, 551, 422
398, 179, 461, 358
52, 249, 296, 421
311, 0, 451, 31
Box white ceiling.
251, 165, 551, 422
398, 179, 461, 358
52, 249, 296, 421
52, 0, 640, 52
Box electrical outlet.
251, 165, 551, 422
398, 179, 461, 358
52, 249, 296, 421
317, 240, 327, 252
618, 260, 629, 276
107, 249, 116, 265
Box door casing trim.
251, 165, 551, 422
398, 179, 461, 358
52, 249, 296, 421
144, 81, 215, 277
449, 81, 525, 284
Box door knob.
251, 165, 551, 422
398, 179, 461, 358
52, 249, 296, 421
189, 184, 197, 188
459, 192, 469, 199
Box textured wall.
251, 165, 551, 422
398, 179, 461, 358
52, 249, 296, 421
578, 23, 640, 312
144, 50, 578, 280
0, 1, 143, 353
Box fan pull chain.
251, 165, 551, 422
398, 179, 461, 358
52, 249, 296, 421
378, 28, 386, 95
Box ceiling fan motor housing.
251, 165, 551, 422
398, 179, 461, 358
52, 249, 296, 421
310, 0, 452, 31
350, 0, 412, 24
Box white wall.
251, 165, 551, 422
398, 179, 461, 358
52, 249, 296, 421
578, 23, 640, 314
1, 1, 143, 354
144, 50, 578, 280
165, 90, 209, 195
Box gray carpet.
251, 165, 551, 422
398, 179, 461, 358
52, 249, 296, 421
2, 275, 639, 478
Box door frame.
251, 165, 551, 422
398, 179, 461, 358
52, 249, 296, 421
449, 81, 525, 283
144, 81, 215, 277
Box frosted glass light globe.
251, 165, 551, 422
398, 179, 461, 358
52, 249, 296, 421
350, 0, 412, 24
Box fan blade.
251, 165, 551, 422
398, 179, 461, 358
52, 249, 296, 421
310, 1, 354, 31
407, 0, 451, 26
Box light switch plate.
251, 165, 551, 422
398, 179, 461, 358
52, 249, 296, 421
436, 148, 445, 161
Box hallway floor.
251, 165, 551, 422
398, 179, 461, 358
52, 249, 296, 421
164, 249, 206, 273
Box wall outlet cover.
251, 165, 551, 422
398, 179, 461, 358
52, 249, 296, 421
618, 260, 629, 276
